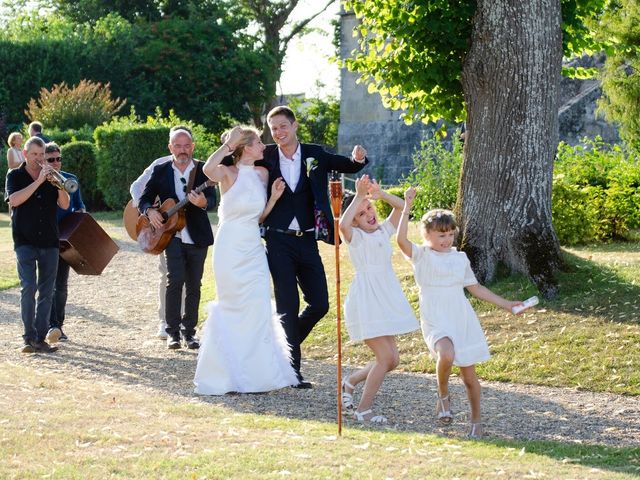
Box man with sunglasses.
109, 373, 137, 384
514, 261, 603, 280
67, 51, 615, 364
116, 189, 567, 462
138, 129, 216, 350
5, 136, 69, 353
42, 142, 85, 344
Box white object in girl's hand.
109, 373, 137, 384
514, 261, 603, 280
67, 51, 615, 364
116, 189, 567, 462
512, 296, 539, 314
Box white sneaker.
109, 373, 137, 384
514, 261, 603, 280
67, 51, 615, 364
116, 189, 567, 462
45, 327, 62, 344
156, 321, 168, 339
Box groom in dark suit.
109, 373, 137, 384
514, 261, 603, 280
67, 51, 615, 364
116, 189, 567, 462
138, 129, 217, 350
263, 106, 368, 388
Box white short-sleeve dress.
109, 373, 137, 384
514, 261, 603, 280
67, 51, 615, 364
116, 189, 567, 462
343, 220, 418, 341
408, 244, 490, 367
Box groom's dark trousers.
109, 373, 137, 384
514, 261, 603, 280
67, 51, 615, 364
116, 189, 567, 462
265, 230, 329, 379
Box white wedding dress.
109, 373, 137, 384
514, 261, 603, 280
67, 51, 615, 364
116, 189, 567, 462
194, 164, 297, 395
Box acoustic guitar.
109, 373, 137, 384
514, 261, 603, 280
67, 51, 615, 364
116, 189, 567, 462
135, 180, 214, 255
122, 200, 140, 241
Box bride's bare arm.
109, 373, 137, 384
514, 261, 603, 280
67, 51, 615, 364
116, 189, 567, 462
259, 175, 285, 223
204, 127, 244, 190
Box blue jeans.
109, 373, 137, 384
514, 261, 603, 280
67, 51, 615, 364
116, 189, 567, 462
49, 257, 70, 329
16, 245, 59, 343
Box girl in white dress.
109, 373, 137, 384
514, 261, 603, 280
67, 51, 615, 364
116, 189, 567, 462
339, 175, 418, 423
194, 126, 298, 395
397, 187, 524, 438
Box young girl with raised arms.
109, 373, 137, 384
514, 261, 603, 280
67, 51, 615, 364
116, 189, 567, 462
397, 187, 526, 438
339, 175, 419, 424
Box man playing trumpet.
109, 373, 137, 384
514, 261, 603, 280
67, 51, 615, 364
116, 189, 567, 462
4, 136, 70, 353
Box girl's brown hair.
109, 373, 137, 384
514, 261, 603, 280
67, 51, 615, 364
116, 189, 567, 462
420, 208, 458, 233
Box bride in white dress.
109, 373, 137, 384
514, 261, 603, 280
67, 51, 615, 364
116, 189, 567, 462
194, 126, 297, 394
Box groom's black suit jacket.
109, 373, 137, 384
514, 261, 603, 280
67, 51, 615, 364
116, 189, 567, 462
260, 143, 367, 244
138, 160, 216, 247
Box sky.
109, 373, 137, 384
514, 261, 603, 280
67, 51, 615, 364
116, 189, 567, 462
278, 1, 341, 99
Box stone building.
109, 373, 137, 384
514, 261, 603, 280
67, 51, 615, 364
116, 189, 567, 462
337, 11, 619, 184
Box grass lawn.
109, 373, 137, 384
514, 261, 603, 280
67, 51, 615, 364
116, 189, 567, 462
1, 211, 638, 478
0, 363, 638, 480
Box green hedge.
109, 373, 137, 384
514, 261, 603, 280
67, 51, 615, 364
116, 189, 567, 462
373, 186, 405, 219
60, 141, 101, 210
95, 123, 169, 209
0, 146, 8, 211
48, 126, 95, 146
552, 139, 640, 244
389, 134, 640, 246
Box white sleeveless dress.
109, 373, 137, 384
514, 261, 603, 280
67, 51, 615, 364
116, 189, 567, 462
194, 164, 297, 395
343, 220, 418, 341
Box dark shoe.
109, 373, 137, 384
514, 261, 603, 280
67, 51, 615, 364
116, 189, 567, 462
45, 327, 62, 344
167, 334, 181, 349
33, 341, 58, 353
21, 342, 36, 354
184, 335, 200, 350
58, 330, 68, 342
291, 381, 313, 389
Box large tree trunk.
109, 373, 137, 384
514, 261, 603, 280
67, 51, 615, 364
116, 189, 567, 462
459, 0, 564, 299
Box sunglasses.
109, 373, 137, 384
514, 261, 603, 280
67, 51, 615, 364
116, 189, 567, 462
180, 177, 187, 193
46, 156, 62, 163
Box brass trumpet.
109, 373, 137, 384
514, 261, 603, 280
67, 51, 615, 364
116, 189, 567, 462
47, 169, 79, 193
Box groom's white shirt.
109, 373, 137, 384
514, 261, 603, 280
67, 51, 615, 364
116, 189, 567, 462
278, 143, 302, 231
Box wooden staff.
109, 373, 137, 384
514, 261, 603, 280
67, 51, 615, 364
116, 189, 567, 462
329, 175, 343, 435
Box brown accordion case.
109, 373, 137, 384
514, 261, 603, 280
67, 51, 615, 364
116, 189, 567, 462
59, 212, 119, 275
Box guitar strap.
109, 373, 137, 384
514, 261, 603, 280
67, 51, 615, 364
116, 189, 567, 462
186, 160, 197, 194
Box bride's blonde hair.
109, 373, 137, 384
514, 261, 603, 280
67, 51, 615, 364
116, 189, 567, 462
222, 126, 262, 165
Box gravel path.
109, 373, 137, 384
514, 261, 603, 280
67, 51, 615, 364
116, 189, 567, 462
1, 226, 638, 448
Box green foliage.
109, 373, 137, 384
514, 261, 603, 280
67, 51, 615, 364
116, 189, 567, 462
0, 12, 271, 132
372, 186, 404, 219
343, 0, 474, 124
552, 138, 640, 245
134, 15, 266, 133
94, 118, 169, 210
403, 131, 463, 219
343, 0, 609, 123
288, 96, 340, 147
25, 80, 126, 130
52, 0, 165, 23
60, 141, 102, 210
593, 0, 640, 150
47, 125, 95, 145
142, 108, 220, 161
0, 145, 8, 211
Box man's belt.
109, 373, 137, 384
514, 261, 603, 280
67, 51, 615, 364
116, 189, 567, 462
265, 227, 312, 237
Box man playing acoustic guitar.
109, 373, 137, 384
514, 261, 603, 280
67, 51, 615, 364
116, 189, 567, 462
138, 129, 216, 350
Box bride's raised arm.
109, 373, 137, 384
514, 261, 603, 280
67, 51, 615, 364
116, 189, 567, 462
204, 127, 244, 191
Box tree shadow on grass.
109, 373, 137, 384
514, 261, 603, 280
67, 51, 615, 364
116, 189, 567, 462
551, 247, 640, 323
29, 343, 640, 475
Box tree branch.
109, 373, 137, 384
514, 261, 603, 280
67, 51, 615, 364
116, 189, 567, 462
281, 0, 336, 47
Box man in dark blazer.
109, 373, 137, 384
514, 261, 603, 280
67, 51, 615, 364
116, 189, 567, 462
138, 129, 216, 350
263, 105, 368, 388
